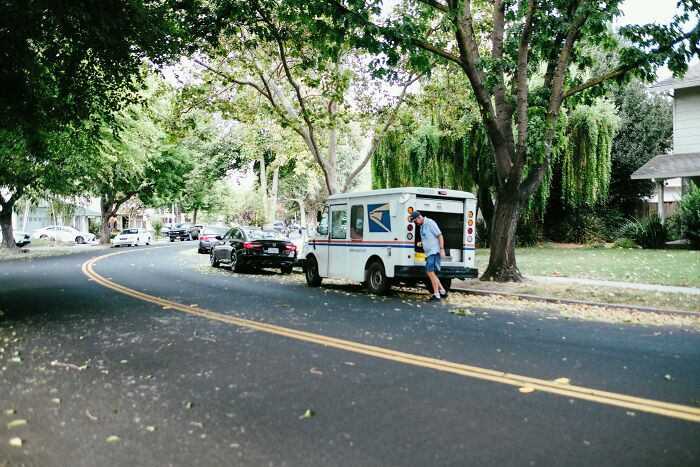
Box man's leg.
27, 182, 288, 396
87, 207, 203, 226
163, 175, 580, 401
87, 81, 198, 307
426, 271, 443, 296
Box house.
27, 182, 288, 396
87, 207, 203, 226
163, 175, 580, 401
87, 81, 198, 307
12, 198, 101, 233
632, 63, 700, 222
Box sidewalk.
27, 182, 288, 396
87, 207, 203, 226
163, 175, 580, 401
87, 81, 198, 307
451, 275, 700, 315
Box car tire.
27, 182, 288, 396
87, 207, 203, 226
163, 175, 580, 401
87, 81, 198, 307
146, 238, 150, 245
187, 233, 193, 241
75, 236, 84, 244
39, 234, 47, 239
210, 251, 220, 268
170, 238, 175, 242
281, 265, 293, 274
367, 261, 390, 295
304, 256, 322, 287
230, 251, 242, 272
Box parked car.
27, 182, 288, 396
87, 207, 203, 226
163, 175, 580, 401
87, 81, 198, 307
191, 224, 204, 240
168, 223, 193, 242
160, 224, 172, 236
197, 226, 229, 254
0, 230, 31, 247
111, 228, 151, 247
210, 227, 297, 274
32, 225, 96, 244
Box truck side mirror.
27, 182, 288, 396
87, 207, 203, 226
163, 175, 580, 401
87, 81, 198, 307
316, 211, 322, 223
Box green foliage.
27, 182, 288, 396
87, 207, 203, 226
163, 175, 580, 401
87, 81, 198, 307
677, 186, 700, 247
617, 217, 667, 249
613, 237, 637, 249
516, 216, 543, 247
664, 212, 683, 242
546, 210, 606, 244
151, 220, 164, 238
561, 101, 619, 207
608, 80, 672, 215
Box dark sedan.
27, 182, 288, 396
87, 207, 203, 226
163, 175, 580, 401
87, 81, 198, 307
197, 226, 229, 254
169, 223, 193, 242
210, 227, 297, 274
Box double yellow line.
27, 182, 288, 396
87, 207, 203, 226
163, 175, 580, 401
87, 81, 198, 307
82, 250, 700, 424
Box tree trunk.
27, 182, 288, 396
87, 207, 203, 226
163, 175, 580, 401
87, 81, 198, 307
268, 164, 280, 224
0, 204, 18, 250
192, 208, 198, 225
481, 185, 523, 282
99, 196, 115, 245
477, 183, 495, 234
259, 155, 268, 223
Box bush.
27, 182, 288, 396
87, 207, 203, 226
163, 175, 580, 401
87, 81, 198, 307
664, 212, 682, 241
88, 218, 101, 237
516, 216, 543, 247
475, 218, 490, 248
589, 241, 606, 249
677, 186, 700, 247
617, 217, 667, 249
559, 211, 606, 244
152, 220, 163, 238
613, 237, 637, 249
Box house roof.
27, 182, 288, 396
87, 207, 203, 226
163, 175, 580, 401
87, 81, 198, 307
650, 62, 700, 92
631, 152, 700, 180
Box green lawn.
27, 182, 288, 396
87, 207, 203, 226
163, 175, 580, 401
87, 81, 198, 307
476, 247, 700, 287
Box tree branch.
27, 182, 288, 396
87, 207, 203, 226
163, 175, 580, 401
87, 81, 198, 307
341, 73, 420, 192
514, 0, 537, 170
417, 0, 450, 13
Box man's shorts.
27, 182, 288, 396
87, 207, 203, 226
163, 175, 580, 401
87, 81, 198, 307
426, 253, 441, 272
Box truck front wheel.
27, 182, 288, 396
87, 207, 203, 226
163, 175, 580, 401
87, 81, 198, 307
367, 261, 390, 295
305, 257, 322, 287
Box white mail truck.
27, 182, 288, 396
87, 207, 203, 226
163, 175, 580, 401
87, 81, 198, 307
301, 187, 478, 295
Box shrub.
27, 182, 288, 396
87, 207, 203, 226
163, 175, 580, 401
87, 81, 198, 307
516, 216, 543, 247
613, 237, 637, 249
559, 211, 606, 244
664, 212, 682, 241
152, 220, 164, 238
589, 241, 606, 249
677, 186, 700, 247
88, 218, 101, 237
475, 218, 490, 248
617, 217, 667, 249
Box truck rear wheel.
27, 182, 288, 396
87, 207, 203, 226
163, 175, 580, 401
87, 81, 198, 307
305, 257, 322, 287
367, 261, 390, 295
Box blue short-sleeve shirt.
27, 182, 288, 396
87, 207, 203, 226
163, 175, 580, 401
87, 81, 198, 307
420, 217, 442, 256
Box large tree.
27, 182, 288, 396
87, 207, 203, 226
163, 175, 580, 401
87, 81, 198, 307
196, 1, 418, 195
0, 0, 211, 248
318, 0, 700, 281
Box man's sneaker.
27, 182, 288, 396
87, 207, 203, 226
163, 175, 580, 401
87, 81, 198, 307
427, 295, 441, 302
440, 290, 448, 298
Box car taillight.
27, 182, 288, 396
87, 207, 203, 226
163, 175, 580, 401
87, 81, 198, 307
243, 242, 262, 249
285, 243, 297, 251
200, 236, 209, 241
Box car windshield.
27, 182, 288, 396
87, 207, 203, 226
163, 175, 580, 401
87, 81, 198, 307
174, 224, 189, 229
246, 229, 287, 240
122, 229, 139, 234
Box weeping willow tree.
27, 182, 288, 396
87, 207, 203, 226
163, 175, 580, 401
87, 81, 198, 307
371, 98, 618, 240
561, 102, 620, 207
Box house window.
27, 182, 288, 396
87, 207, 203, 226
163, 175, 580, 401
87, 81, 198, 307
350, 205, 364, 240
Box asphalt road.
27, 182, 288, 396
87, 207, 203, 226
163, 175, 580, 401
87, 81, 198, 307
1, 243, 699, 466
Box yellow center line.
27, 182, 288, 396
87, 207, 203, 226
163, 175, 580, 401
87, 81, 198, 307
82, 250, 700, 424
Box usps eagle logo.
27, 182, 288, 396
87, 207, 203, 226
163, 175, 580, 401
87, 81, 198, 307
368, 203, 391, 232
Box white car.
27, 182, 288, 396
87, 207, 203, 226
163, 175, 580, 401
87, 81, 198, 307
111, 228, 151, 247
0, 230, 31, 247
32, 225, 96, 244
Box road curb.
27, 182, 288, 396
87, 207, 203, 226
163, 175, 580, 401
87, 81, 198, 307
451, 286, 700, 318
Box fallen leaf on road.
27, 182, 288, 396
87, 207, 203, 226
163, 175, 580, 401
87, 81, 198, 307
85, 409, 98, 421
51, 398, 61, 404
299, 409, 314, 420
7, 419, 27, 429
5, 409, 16, 415
106, 435, 120, 443
553, 378, 571, 385
185, 402, 193, 409
146, 426, 156, 432
518, 387, 535, 394
309, 368, 323, 375
663, 374, 675, 382
9, 437, 22, 447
